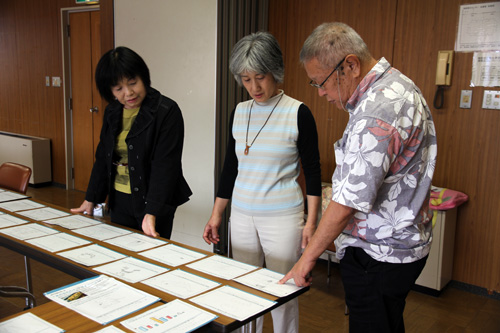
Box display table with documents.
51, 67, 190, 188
0, 189, 308, 332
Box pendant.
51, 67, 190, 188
244, 145, 250, 155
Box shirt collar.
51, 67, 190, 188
345, 57, 391, 112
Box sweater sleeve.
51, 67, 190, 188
297, 104, 322, 196
216, 109, 238, 199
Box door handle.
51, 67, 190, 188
89, 106, 99, 113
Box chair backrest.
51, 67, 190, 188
0, 162, 32, 194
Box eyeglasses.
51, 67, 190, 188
309, 56, 347, 89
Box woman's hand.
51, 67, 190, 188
142, 214, 160, 238
301, 221, 316, 249
203, 197, 229, 245
70, 200, 95, 216
203, 215, 222, 245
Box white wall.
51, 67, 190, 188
114, 0, 217, 251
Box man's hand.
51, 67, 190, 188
279, 256, 316, 287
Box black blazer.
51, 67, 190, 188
85, 87, 192, 217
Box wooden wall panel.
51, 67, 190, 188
393, 0, 500, 294
270, 0, 500, 293
0, 0, 114, 186
269, 0, 398, 183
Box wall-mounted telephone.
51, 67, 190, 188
434, 50, 454, 109
435, 50, 453, 86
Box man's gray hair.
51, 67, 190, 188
229, 31, 284, 86
300, 22, 372, 69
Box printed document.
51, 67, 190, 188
121, 299, 217, 333
26, 232, 91, 252
0, 190, 28, 203
44, 214, 102, 229
0, 213, 29, 229
93, 326, 127, 333
186, 255, 257, 280
44, 275, 160, 325
58, 244, 126, 266
142, 269, 220, 299
0, 223, 58, 240
139, 243, 206, 267
18, 207, 70, 221
93, 256, 169, 283
190, 285, 276, 321
0, 312, 64, 333
72, 223, 132, 241
234, 268, 303, 297
0, 199, 45, 212
104, 232, 167, 252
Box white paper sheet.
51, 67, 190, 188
234, 268, 303, 297
0, 191, 28, 203
58, 244, 126, 266
44, 214, 102, 229
190, 285, 276, 321
72, 224, 132, 241
44, 275, 160, 325
0, 199, 45, 212
0, 312, 64, 333
0, 213, 29, 229
0, 223, 59, 240
26, 232, 92, 252
186, 255, 257, 280
103, 233, 167, 252
18, 207, 70, 221
456, 2, 500, 52
121, 299, 217, 333
93, 257, 169, 283
142, 269, 220, 299
139, 244, 206, 267
93, 326, 127, 333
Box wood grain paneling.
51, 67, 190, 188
393, 0, 500, 294
269, 0, 500, 292
0, 0, 114, 185
270, 0, 398, 182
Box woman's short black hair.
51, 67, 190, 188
95, 46, 151, 103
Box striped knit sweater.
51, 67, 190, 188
230, 91, 305, 216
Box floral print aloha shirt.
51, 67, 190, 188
333, 58, 437, 264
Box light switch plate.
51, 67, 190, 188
460, 90, 472, 108
52, 76, 61, 87
482, 90, 500, 110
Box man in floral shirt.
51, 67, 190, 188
281, 22, 437, 332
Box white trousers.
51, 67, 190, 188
230, 209, 304, 333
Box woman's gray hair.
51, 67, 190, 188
300, 22, 372, 69
229, 31, 284, 86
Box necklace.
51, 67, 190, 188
244, 94, 283, 155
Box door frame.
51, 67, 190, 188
61, 5, 100, 190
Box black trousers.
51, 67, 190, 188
340, 247, 427, 333
109, 189, 175, 239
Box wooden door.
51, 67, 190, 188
70, 10, 104, 191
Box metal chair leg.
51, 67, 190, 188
24, 256, 33, 308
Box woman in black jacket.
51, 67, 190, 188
71, 47, 191, 239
